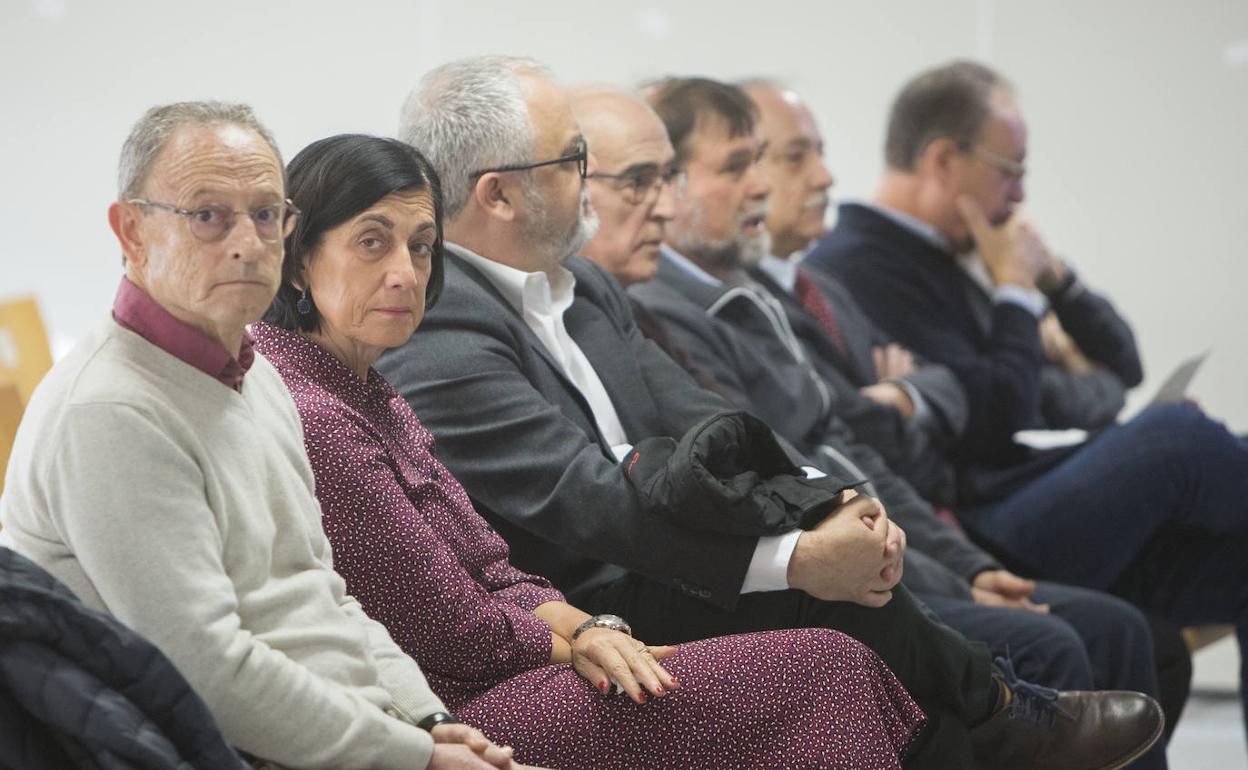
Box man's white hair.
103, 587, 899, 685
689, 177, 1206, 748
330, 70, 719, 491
398, 55, 550, 219
117, 101, 281, 200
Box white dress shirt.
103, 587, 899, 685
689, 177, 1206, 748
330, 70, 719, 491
455, 247, 631, 458
456, 245, 797, 594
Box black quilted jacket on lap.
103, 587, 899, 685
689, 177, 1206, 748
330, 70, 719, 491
0, 546, 247, 770
619, 410, 864, 536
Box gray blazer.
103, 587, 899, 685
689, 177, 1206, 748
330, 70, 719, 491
748, 266, 967, 505
376, 248, 757, 611
629, 251, 1001, 585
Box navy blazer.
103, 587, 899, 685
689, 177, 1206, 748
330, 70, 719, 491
377, 248, 756, 611
807, 203, 1142, 499
810, 204, 1052, 463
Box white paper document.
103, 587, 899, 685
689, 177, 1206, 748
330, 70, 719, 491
1146, 349, 1211, 406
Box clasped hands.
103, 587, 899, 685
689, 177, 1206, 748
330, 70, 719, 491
787, 489, 906, 607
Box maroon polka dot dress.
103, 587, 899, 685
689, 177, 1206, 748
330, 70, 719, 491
254, 323, 925, 770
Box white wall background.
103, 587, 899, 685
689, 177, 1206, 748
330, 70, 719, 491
2, 0, 1246, 430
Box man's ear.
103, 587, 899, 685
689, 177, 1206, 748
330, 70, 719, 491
472, 173, 518, 223
918, 137, 963, 188
108, 201, 148, 268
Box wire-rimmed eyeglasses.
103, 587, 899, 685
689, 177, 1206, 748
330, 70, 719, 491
588, 164, 687, 205
127, 198, 301, 243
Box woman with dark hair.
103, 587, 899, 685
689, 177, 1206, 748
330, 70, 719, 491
253, 133, 925, 770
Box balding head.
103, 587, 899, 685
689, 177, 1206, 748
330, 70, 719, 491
572, 86, 679, 286
741, 81, 835, 258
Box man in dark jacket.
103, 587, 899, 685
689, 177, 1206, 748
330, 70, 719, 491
384, 55, 1163, 770
806, 59, 1248, 739
600, 76, 1171, 768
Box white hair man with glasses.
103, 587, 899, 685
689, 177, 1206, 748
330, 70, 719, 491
0, 101, 535, 770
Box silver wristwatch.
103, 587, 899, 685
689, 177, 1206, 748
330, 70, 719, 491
570, 613, 632, 641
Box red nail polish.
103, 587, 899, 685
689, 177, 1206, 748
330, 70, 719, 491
637, 692, 646, 703
598, 680, 608, 693
670, 676, 679, 686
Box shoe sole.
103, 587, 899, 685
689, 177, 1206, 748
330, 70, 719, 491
1094, 695, 1165, 770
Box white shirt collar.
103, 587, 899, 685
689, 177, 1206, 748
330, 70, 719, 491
451, 243, 577, 319
757, 252, 800, 294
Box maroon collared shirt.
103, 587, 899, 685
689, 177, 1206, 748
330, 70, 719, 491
112, 277, 255, 392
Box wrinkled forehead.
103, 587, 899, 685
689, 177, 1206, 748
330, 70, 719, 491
588, 96, 676, 170
147, 123, 283, 200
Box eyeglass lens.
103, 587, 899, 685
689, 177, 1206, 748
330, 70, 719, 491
187, 204, 297, 243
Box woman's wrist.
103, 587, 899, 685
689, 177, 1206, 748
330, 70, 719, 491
570, 614, 632, 642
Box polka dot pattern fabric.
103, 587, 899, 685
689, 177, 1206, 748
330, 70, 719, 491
254, 322, 925, 769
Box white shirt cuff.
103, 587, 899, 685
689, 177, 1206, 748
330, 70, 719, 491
993, 284, 1048, 318
741, 530, 802, 593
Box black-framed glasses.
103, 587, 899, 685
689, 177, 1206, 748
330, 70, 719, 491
471, 140, 588, 179
588, 164, 687, 205
127, 198, 301, 243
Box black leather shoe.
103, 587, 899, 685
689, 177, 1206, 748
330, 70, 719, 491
971, 657, 1164, 770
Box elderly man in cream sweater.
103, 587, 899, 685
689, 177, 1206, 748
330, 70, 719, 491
0, 101, 536, 770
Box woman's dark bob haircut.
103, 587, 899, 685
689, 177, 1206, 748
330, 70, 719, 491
264, 133, 445, 333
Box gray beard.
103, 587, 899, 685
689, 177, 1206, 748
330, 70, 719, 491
674, 228, 771, 273
522, 183, 600, 268
738, 229, 771, 269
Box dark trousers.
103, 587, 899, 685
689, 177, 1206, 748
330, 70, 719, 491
586, 576, 995, 769
962, 403, 1248, 738
923, 582, 1170, 770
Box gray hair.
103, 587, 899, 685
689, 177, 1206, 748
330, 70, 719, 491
398, 55, 548, 219
117, 101, 282, 199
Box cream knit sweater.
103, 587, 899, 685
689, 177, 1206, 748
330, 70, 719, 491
1, 318, 444, 770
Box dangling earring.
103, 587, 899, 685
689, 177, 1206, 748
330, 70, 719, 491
296, 288, 312, 316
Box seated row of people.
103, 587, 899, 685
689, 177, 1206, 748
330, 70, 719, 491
575, 66, 1248, 768
6, 53, 1232, 769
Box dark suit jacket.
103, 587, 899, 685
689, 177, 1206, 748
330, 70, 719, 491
955, 265, 1143, 430
377, 248, 758, 611
748, 266, 966, 505
629, 251, 1001, 584
807, 203, 1138, 499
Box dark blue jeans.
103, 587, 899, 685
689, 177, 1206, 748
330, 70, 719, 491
963, 403, 1248, 739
